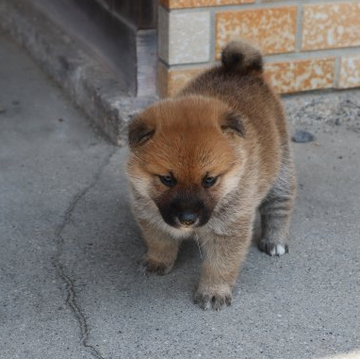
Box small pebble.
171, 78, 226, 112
291, 130, 315, 143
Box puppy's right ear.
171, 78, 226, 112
128, 116, 155, 148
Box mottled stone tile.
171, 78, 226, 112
160, 0, 254, 9
302, 2, 360, 51
265, 58, 336, 94
216, 7, 297, 58
158, 9, 211, 65
158, 58, 339, 98
338, 55, 360, 89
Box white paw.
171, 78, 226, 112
259, 239, 289, 256
269, 244, 286, 256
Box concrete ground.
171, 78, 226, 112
1, 32, 360, 359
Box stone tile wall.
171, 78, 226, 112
157, 0, 360, 97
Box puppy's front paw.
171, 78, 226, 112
140, 257, 173, 275
194, 287, 232, 311
258, 238, 288, 256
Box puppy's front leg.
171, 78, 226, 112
138, 219, 179, 275
194, 219, 253, 310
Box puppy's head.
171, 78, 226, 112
127, 95, 246, 230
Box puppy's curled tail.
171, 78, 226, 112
221, 40, 263, 74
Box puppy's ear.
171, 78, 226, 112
221, 111, 246, 137
128, 116, 155, 148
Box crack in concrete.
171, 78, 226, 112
53, 148, 117, 359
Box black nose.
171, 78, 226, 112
178, 212, 198, 226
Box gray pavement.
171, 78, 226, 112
1, 32, 360, 359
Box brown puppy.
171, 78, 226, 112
126, 40, 296, 310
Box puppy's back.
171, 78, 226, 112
180, 40, 266, 100
179, 40, 287, 143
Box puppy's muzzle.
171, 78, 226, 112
156, 190, 214, 228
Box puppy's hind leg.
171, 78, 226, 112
259, 152, 296, 256
138, 219, 179, 275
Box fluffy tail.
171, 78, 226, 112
221, 40, 263, 73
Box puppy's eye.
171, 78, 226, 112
159, 175, 177, 187
202, 176, 217, 188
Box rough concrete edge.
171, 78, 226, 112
0, 0, 157, 146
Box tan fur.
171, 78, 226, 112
126, 40, 296, 310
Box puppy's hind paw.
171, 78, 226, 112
258, 239, 288, 256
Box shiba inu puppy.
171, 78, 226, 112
126, 40, 296, 310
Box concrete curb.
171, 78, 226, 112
0, 0, 156, 146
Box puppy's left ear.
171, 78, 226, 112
128, 116, 155, 148
221, 111, 246, 137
